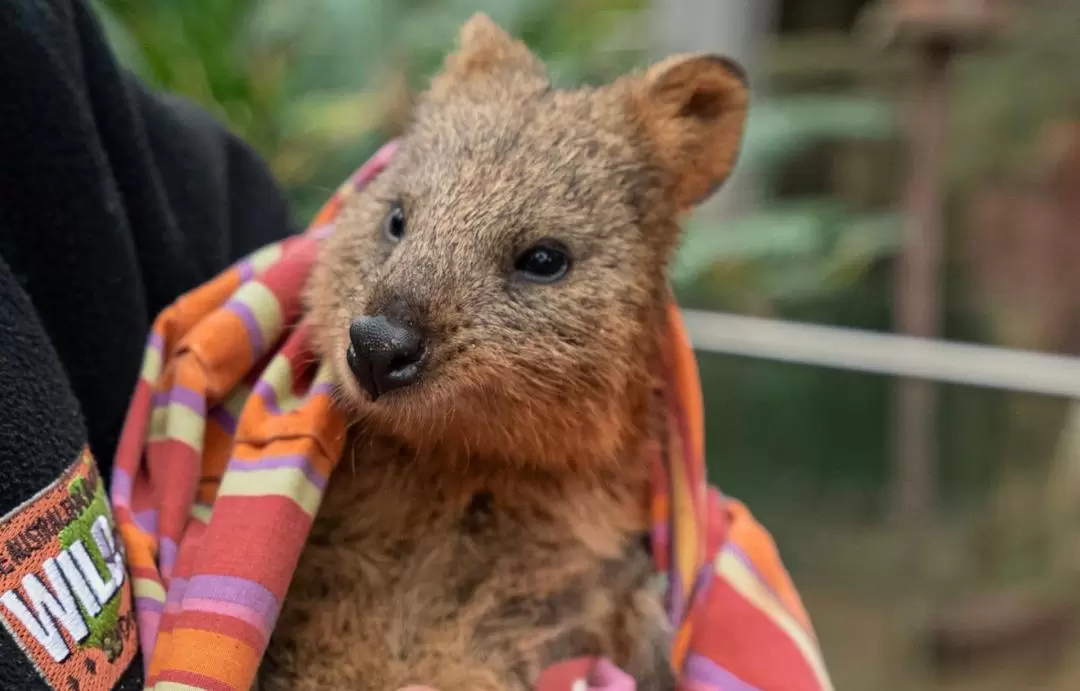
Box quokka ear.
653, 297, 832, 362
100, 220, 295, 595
429, 13, 548, 100
632, 53, 750, 212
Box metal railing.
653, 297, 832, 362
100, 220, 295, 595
681, 309, 1080, 398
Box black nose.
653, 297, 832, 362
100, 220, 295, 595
347, 315, 427, 400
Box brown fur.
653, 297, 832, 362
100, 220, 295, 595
259, 13, 747, 690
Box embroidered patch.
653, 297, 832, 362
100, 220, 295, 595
0, 448, 137, 691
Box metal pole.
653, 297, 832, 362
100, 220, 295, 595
680, 310, 1080, 399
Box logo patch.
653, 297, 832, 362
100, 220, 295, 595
0, 449, 137, 690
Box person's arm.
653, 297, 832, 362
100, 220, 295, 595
0, 1, 298, 688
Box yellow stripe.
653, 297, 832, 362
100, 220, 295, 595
715, 551, 835, 690
147, 403, 205, 451
141, 346, 163, 384
153, 683, 203, 691
148, 406, 166, 442
259, 355, 303, 412
312, 361, 336, 388
133, 578, 167, 603
216, 467, 322, 517
189, 504, 213, 524
248, 243, 283, 274
233, 281, 284, 346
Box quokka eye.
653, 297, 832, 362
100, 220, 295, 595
383, 202, 405, 243
514, 240, 572, 283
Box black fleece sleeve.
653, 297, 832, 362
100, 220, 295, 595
0, 1, 298, 688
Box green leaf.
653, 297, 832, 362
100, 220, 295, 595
740, 96, 898, 178
672, 201, 840, 287
672, 203, 902, 304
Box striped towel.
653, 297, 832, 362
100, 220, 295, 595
110, 141, 833, 691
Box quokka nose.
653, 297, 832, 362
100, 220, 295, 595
346, 315, 427, 400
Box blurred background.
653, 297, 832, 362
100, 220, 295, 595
89, 0, 1080, 688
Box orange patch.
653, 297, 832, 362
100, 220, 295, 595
0, 449, 138, 690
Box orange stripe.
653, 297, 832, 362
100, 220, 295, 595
172, 359, 208, 397
159, 269, 245, 341
666, 304, 705, 466
234, 379, 323, 436
118, 525, 159, 569
670, 618, 694, 671
202, 420, 234, 479
311, 195, 343, 227
147, 629, 172, 680
651, 494, 669, 524
162, 628, 260, 688
184, 310, 256, 398
233, 395, 347, 472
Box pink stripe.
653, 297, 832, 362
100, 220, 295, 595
310, 223, 335, 239
181, 597, 273, 638
138, 608, 161, 672
351, 140, 398, 189
651, 521, 670, 550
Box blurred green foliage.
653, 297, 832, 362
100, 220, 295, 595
673, 94, 900, 308
92, 0, 647, 221
951, 0, 1080, 187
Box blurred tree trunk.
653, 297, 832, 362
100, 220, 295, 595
650, 0, 777, 222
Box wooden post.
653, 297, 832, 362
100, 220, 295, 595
861, 0, 1010, 526
889, 40, 952, 526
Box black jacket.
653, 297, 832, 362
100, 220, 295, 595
0, 1, 296, 688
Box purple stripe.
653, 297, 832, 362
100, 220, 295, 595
253, 377, 283, 415
111, 468, 133, 505
182, 575, 280, 625
227, 454, 327, 490
310, 223, 335, 239
225, 298, 265, 356
666, 568, 684, 626
152, 385, 205, 415
159, 537, 178, 577
208, 404, 238, 435
308, 381, 335, 399
237, 259, 256, 283
689, 563, 714, 608
133, 509, 159, 535
251, 371, 332, 414
683, 654, 760, 691
163, 578, 189, 613
166, 577, 190, 607
148, 331, 164, 353
135, 597, 164, 614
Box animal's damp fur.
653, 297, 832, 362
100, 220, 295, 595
261, 13, 747, 691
